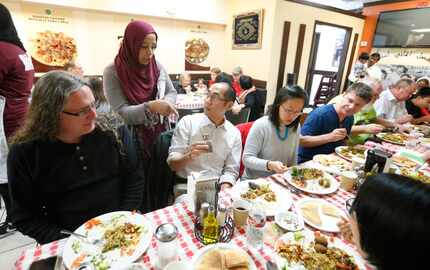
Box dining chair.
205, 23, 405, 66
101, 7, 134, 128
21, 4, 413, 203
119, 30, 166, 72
226, 107, 251, 126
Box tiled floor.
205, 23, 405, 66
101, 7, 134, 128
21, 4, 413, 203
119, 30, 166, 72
0, 203, 36, 270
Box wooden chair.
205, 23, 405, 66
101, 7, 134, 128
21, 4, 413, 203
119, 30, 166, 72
313, 73, 338, 106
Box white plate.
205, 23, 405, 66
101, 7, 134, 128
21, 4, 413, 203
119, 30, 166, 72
275, 230, 366, 270
296, 198, 346, 232
63, 211, 153, 270
376, 132, 407, 145
335, 146, 366, 162
190, 243, 257, 270
312, 155, 351, 175
231, 179, 293, 216
275, 211, 304, 232
283, 167, 339, 195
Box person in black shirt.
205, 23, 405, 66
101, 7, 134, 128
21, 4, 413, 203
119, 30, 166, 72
405, 87, 430, 124
7, 71, 144, 244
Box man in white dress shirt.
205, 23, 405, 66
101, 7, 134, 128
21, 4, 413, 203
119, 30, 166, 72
374, 78, 415, 124
167, 82, 242, 190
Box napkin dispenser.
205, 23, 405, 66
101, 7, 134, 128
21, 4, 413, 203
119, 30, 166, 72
364, 148, 392, 173
187, 170, 219, 217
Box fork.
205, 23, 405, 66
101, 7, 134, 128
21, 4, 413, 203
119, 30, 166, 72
60, 229, 103, 246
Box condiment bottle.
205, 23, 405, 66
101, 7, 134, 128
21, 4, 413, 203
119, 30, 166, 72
202, 205, 218, 244
155, 223, 178, 269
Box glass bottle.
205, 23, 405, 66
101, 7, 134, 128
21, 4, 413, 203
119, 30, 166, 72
202, 205, 218, 245
246, 203, 266, 250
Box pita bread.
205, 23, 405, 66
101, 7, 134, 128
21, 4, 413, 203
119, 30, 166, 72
301, 203, 322, 226
223, 249, 249, 269
196, 249, 225, 270
322, 204, 341, 218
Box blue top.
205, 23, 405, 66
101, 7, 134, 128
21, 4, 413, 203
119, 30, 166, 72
298, 104, 353, 163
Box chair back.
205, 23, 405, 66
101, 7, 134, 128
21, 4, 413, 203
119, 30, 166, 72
143, 130, 176, 212
313, 73, 338, 106
235, 121, 255, 177
226, 107, 251, 126
177, 108, 204, 120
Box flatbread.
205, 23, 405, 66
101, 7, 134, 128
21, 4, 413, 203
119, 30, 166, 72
223, 249, 249, 269
197, 249, 225, 270
322, 204, 341, 218
301, 203, 322, 226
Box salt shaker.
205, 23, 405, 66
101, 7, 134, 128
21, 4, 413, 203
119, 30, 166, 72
217, 203, 227, 227
155, 223, 178, 269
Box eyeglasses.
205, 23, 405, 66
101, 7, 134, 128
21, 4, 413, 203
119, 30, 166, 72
207, 92, 227, 102
62, 102, 96, 117
280, 105, 302, 116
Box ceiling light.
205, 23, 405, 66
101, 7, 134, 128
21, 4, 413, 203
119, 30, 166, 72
411, 28, 430, 33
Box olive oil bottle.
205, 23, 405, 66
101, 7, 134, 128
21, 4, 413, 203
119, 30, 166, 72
202, 205, 218, 244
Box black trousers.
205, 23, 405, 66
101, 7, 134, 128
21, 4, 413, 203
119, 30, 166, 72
0, 183, 11, 223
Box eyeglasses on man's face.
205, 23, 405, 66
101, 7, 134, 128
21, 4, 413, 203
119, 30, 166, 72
62, 102, 96, 117
206, 92, 227, 102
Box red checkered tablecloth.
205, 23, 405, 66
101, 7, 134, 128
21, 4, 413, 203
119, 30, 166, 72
15, 172, 369, 270
175, 94, 205, 110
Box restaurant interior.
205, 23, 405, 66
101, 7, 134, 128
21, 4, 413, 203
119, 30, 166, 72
1, 0, 430, 269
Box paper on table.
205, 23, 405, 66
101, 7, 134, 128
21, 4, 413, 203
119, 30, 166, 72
187, 170, 218, 214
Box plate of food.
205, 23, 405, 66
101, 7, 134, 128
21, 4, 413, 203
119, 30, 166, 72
230, 178, 293, 216
275, 230, 365, 270
296, 198, 346, 232
275, 211, 304, 232
313, 154, 352, 175
191, 243, 257, 270
397, 167, 430, 184
391, 155, 419, 169
335, 146, 366, 162
376, 132, 408, 145
283, 167, 339, 195
62, 211, 152, 270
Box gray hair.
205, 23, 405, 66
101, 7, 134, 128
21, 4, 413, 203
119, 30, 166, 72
11, 71, 89, 144
345, 82, 373, 103
211, 82, 236, 102
359, 77, 383, 93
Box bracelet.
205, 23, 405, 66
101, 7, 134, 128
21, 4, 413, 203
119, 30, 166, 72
266, 161, 271, 171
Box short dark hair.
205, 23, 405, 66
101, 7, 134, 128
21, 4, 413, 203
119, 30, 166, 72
358, 52, 369, 61
239, 75, 253, 90
268, 85, 308, 130
350, 173, 430, 270
215, 72, 233, 87
213, 82, 236, 102
344, 82, 373, 103
415, 87, 430, 98
370, 52, 380, 61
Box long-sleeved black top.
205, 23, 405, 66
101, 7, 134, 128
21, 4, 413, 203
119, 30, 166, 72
7, 127, 144, 244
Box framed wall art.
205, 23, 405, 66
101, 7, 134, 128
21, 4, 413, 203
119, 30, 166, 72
232, 9, 264, 49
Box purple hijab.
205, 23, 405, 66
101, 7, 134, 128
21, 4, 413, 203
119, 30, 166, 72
114, 20, 160, 105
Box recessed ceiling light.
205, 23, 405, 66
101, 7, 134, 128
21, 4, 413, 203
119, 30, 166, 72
412, 28, 430, 33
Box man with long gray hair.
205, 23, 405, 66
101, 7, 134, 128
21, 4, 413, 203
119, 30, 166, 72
7, 71, 144, 244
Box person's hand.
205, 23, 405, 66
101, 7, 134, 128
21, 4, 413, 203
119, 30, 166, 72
395, 114, 413, 124
337, 217, 353, 243
188, 141, 210, 159
365, 124, 384, 134
267, 161, 288, 174
148, 100, 178, 117
220, 182, 233, 191
329, 128, 347, 142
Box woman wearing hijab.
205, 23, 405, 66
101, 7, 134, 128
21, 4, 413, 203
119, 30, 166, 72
0, 3, 34, 235
104, 20, 177, 160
